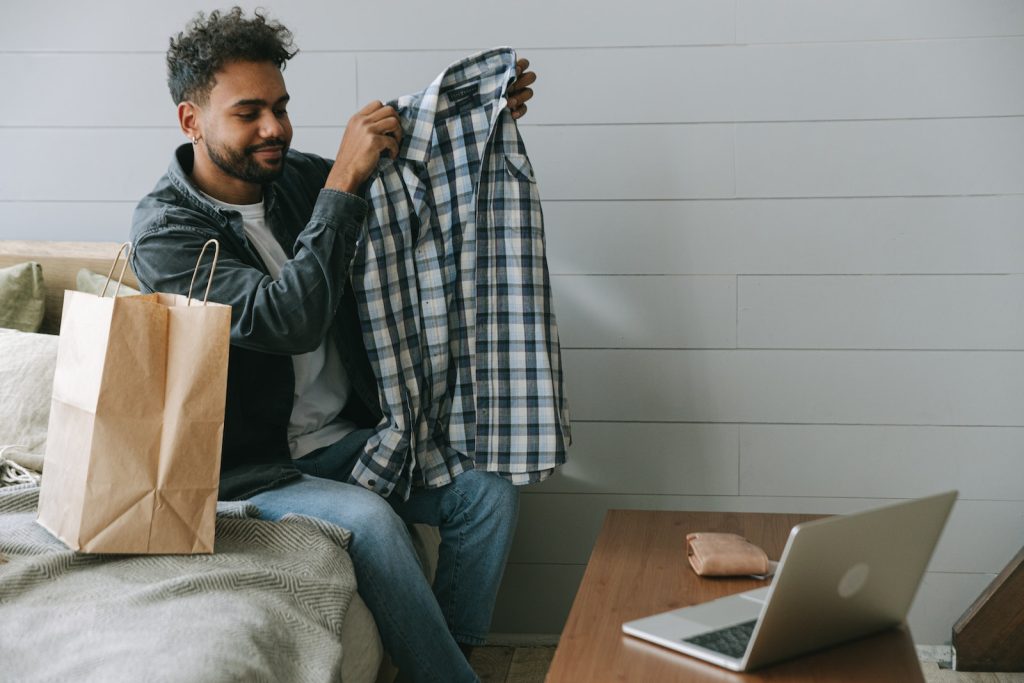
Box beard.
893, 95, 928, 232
205, 138, 289, 185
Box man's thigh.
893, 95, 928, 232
247, 473, 398, 537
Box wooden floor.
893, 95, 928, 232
921, 664, 1024, 683
470, 647, 1024, 683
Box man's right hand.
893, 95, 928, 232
325, 101, 402, 194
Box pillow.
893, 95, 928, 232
0, 261, 46, 332
0, 329, 59, 463
76, 268, 141, 297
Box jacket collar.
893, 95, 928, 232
166, 143, 279, 221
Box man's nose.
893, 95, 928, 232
260, 112, 285, 139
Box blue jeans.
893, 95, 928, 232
248, 429, 519, 683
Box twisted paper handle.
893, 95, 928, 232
100, 242, 132, 298
186, 239, 221, 306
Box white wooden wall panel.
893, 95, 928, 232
0, 130, 166, 202
564, 350, 1024, 425
553, 275, 736, 348
4, 54, 170, 128
737, 118, 1024, 198
737, 38, 1024, 121
737, 0, 1024, 42
1, 2, 220, 52
538, 422, 739, 495
909, 573, 997, 646
0, 203, 134, 242
2, 52, 359, 129
544, 197, 1024, 276
931, 501, 1024, 573
739, 425, 1024, 500
1, 1, 736, 52
0, 130, 180, 202
5, 1, 1023, 648
518, 125, 739, 201
10, 118, 1024, 203
286, 0, 737, 51
357, 39, 1024, 125
11, 38, 1023, 128
739, 275, 1024, 350
357, 47, 743, 125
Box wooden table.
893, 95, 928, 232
545, 509, 926, 682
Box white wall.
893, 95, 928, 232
5, 0, 1024, 646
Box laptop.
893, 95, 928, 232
622, 490, 957, 671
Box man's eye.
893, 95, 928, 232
238, 112, 258, 120
274, 109, 289, 119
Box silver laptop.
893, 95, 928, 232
622, 491, 957, 671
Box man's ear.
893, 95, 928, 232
178, 101, 201, 142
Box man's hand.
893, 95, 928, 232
508, 58, 536, 120
326, 101, 403, 194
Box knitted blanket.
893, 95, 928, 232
0, 484, 356, 682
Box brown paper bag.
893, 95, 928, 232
37, 241, 230, 554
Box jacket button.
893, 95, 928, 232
367, 479, 376, 488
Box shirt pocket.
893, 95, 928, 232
495, 152, 543, 237
504, 153, 537, 184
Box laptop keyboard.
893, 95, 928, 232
682, 619, 757, 658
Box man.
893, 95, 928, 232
130, 8, 537, 682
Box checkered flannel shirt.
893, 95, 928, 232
350, 47, 571, 499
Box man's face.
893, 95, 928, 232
197, 60, 293, 185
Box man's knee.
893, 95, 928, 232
456, 470, 519, 518
303, 485, 407, 548
342, 489, 409, 541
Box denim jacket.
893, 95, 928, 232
130, 144, 382, 500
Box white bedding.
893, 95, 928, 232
0, 483, 374, 683
0, 268, 442, 683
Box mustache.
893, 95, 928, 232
246, 140, 288, 154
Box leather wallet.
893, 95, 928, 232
686, 532, 770, 577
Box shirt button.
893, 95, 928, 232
367, 479, 376, 488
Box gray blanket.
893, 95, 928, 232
0, 484, 357, 682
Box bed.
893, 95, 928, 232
0, 240, 438, 682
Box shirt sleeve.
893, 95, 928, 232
130, 188, 368, 356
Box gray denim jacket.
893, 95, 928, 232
130, 144, 382, 500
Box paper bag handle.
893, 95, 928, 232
187, 239, 221, 306
100, 242, 133, 298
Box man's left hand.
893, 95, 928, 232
508, 58, 535, 120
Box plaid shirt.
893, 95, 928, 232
351, 48, 571, 499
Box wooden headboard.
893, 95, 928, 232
0, 241, 140, 335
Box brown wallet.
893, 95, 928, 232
686, 532, 770, 577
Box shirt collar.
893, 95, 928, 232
392, 47, 519, 166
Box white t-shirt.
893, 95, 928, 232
200, 191, 356, 458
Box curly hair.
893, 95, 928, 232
166, 6, 298, 105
